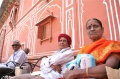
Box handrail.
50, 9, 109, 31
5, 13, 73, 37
20, 56, 48, 73
6, 61, 20, 67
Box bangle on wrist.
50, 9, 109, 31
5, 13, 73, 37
86, 67, 89, 77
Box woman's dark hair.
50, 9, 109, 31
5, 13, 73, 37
86, 18, 103, 28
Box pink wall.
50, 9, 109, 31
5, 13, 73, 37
1, 0, 120, 62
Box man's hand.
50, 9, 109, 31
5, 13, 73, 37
50, 64, 62, 73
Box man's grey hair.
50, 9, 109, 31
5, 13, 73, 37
13, 40, 21, 45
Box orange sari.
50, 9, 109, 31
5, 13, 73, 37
78, 38, 120, 64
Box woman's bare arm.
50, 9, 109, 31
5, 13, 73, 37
63, 54, 120, 79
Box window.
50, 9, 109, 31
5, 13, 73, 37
37, 20, 51, 44
36, 12, 55, 44
9, 0, 19, 28
38, 23, 46, 39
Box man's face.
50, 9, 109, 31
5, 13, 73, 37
12, 42, 21, 51
58, 37, 69, 49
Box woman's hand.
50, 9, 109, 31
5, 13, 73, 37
51, 64, 62, 73
63, 70, 79, 79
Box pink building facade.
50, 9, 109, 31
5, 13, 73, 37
0, 0, 119, 64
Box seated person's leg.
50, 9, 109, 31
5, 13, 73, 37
10, 73, 44, 79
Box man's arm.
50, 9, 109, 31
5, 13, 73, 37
50, 50, 74, 73
50, 50, 74, 65
14, 51, 27, 65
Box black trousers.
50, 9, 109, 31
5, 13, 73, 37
0, 68, 15, 78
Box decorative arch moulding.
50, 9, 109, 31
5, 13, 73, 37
35, 12, 55, 26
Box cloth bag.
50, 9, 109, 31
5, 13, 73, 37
66, 54, 96, 79
66, 54, 96, 70
15, 66, 29, 76
106, 66, 120, 79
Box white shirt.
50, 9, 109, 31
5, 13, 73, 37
37, 47, 74, 79
49, 47, 74, 73
0, 49, 27, 69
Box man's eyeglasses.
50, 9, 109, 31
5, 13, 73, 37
12, 44, 20, 47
